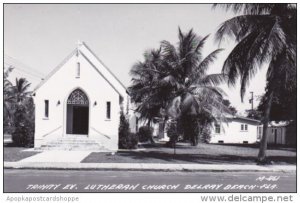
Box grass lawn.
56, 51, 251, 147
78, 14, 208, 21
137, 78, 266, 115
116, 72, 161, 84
4, 144, 41, 162
82, 142, 296, 165
3, 138, 296, 164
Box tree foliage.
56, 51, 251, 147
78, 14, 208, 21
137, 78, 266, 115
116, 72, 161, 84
4, 66, 15, 132
138, 126, 154, 143
4, 72, 35, 147
118, 111, 138, 149
222, 99, 237, 115
129, 28, 230, 145
214, 3, 296, 163
12, 103, 34, 147
257, 74, 296, 122
214, 3, 296, 99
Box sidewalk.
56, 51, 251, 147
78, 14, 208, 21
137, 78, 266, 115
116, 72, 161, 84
4, 161, 296, 172
19, 150, 91, 163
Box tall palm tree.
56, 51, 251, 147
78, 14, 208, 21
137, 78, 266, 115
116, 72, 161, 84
161, 28, 229, 145
129, 28, 229, 145
213, 4, 296, 163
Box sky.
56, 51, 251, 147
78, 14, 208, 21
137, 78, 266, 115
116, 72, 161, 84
4, 4, 267, 113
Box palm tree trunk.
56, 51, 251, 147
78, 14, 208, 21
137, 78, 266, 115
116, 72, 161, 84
147, 119, 155, 144
162, 115, 168, 138
257, 91, 273, 164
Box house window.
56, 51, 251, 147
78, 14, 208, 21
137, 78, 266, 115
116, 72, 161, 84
215, 123, 220, 134
44, 100, 49, 118
106, 101, 111, 119
76, 62, 80, 78
241, 124, 248, 132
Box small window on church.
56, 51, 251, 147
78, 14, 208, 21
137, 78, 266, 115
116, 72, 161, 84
76, 62, 80, 78
106, 102, 111, 119
44, 100, 49, 118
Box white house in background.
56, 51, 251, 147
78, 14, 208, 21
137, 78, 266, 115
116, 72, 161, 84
266, 121, 289, 145
128, 115, 170, 142
210, 116, 262, 144
33, 41, 130, 151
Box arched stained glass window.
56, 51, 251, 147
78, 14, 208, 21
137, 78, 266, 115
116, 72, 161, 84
67, 89, 89, 105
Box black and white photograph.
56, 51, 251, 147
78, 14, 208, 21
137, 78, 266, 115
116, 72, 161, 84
2, 2, 297, 198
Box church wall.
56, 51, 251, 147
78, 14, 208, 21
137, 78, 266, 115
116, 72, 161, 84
34, 52, 121, 150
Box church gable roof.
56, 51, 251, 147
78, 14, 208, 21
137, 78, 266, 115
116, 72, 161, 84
34, 41, 127, 97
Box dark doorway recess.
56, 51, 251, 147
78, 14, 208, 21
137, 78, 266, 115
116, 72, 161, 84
66, 89, 89, 135
72, 106, 89, 134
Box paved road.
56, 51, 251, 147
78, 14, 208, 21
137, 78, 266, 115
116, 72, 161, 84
4, 169, 296, 193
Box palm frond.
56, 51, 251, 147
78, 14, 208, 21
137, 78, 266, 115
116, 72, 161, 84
222, 31, 260, 87
197, 73, 228, 86
161, 40, 179, 64
194, 34, 210, 55
212, 4, 275, 15
191, 48, 224, 81
215, 15, 272, 44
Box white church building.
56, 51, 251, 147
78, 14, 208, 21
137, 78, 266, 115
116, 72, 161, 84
33, 42, 130, 151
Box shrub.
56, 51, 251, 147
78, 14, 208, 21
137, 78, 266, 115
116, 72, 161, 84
138, 126, 154, 143
118, 112, 138, 149
181, 115, 200, 146
12, 104, 34, 147
119, 132, 139, 149
166, 121, 178, 147
199, 125, 211, 143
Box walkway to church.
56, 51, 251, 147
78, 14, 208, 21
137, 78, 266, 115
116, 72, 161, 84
19, 151, 91, 163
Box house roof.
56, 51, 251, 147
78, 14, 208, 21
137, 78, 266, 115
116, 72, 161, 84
33, 41, 127, 97
268, 121, 290, 127
226, 115, 261, 124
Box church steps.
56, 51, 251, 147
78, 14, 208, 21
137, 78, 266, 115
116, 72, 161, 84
39, 137, 109, 151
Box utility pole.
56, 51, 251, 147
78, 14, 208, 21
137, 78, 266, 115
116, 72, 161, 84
249, 91, 254, 118
250, 91, 254, 111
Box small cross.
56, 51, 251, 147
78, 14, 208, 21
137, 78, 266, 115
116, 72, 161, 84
76, 40, 82, 56
77, 40, 83, 48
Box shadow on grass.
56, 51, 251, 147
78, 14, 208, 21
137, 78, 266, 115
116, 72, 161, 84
4, 143, 18, 147
211, 143, 260, 149
4, 139, 294, 164
4, 145, 40, 162
82, 150, 296, 165
140, 142, 200, 149
204, 143, 296, 152
4, 142, 33, 148
118, 151, 255, 164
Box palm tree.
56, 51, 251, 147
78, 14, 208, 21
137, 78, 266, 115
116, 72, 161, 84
11, 78, 33, 146
14, 77, 32, 104
129, 48, 167, 142
161, 28, 229, 145
4, 66, 15, 132
129, 28, 229, 145
213, 4, 296, 163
